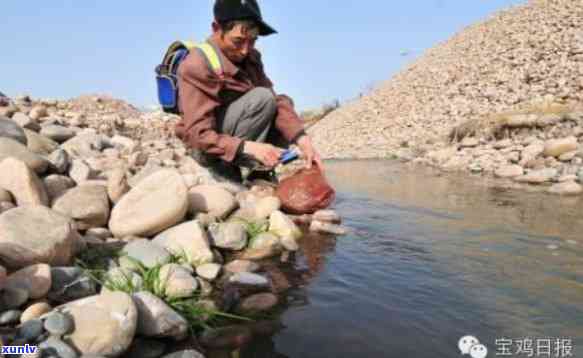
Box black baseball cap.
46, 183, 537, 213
214, 0, 277, 36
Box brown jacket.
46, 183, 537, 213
175, 38, 305, 163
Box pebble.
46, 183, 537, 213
224, 260, 260, 274
124, 338, 167, 358
196, 263, 222, 281
21, 302, 52, 323
16, 319, 44, 342
0, 310, 22, 325
228, 272, 270, 288
44, 312, 74, 336
546, 244, 559, 250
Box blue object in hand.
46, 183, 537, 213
280, 149, 299, 164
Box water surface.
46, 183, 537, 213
243, 160, 583, 358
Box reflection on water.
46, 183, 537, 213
243, 160, 583, 358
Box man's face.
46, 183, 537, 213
214, 22, 258, 63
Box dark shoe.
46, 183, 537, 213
193, 150, 243, 183
246, 170, 278, 185
208, 161, 243, 183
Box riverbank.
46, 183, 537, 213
0, 94, 345, 358
308, 0, 583, 196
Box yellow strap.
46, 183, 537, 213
182, 40, 196, 50
195, 43, 223, 75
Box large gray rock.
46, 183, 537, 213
152, 220, 214, 267
0, 158, 49, 206
122, 239, 171, 268
24, 128, 59, 155
109, 169, 188, 238
57, 291, 137, 357
188, 185, 238, 218
52, 185, 110, 230
0, 117, 27, 145
0, 206, 79, 270
0, 137, 49, 173
132, 291, 188, 340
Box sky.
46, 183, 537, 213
1, 1, 525, 111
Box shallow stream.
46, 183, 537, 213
241, 160, 583, 358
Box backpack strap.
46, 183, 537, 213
194, 42, 224, 78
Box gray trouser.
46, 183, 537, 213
216, 87, 289, 168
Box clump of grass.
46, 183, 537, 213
230, 217, 280, 247
76, 252, 252, 334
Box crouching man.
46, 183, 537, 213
175, 0, 323, 183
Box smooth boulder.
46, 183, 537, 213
109, 170, 188, 237
132, 291, 188, 340
153, 220, 213, 267
52, 185, 110, 229
0, 158, 49, 206
57, 291, 137, 357
4, 263, 52, 299
188, 185, 238, 218
0, 137, 49, 173
0, 117, 27, 145
0, 206, 79, 270
24, 129, 59, 155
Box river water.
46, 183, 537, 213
241, 160, 583, 358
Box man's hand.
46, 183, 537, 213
243, 141, 284, 168
297, 135, 324, 171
